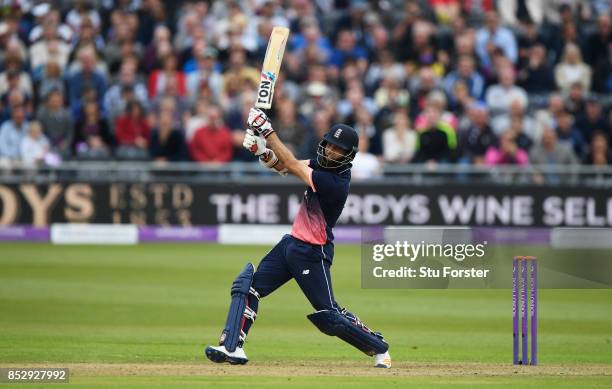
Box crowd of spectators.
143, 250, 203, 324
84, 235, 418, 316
0, 0, 611, 176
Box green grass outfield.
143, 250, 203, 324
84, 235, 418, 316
0, 243, 611, 388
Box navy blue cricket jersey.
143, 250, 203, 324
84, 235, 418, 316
290, 160, 350, 245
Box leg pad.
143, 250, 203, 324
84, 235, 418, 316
307, 309, 389, 356
220, 263, 260, 352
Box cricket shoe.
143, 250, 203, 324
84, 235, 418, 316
374, 351, 391, 368
205, 345, 248, 365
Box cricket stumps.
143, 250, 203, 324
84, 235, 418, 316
512, 256, 537, 365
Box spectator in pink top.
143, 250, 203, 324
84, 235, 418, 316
484, 131, 529, 166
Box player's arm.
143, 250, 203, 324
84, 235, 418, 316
247, 108, 313, 188
259, 152, 310, 174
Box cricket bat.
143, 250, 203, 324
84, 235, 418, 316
255, 26, 290, 109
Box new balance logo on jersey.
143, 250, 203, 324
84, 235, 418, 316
334, 128, 342, 138
302, 269, 310, 275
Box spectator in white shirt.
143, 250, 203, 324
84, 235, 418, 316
352, 134, 382, 180
28, 19, 71, 72
554, 43, 592, 94
383, 108, 417, 163
65, 0, 101, 33
491, 99, 538, 140
20, 121, 50, 166
485, 65, 528, 117
28, 10, 73, 43
0, 104, 29, 161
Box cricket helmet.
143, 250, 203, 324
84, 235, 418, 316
316, 124, 359, 169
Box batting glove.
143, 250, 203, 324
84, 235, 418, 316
243, 129, 267, 156
247, 108, 275, 138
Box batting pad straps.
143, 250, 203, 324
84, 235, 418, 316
307, 310, 389, 356
249, 287, 260, 300
244, 306, 257, 321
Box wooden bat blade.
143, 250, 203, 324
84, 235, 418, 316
255, 26, 290, 109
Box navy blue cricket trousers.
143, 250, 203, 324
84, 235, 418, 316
252, 234, 339, 311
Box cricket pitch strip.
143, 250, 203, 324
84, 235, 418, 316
3, 362, 611, 378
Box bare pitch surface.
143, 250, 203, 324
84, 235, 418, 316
2, 362, 611, 388
3, 361, 612, 377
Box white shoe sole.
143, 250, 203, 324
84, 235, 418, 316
205, 346, 248, 365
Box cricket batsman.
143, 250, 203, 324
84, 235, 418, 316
205, 108, 391, 368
